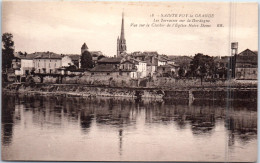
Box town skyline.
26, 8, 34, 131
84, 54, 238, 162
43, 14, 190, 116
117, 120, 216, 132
2, 1, 258, 57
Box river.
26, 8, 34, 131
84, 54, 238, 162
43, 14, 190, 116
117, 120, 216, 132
2, 94, 257, 161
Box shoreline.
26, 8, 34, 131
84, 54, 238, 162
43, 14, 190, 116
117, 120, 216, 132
3, 83, 257, 101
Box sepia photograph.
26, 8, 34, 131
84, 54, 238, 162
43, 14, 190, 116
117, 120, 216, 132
1, 1, 258, 162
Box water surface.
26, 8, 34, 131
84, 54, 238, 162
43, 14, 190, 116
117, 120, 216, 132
2, 94, 257, 161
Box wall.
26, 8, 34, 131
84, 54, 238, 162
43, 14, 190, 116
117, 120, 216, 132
136, 62, 147, 78
34, 58, 62, 74
236, 68, 257, 80
158, 60, 166, 66
62, 56, 74, 67
21, 59, 34, 75
147, 66, 156, 77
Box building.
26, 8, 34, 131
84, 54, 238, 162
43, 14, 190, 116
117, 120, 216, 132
14, 53, 37, 76
11, 57, 21, 70
68, 55, 81, 68
97, 57, 123, 69
120, 60, 135, 70
157, 65, 177, 77
235, 49, 257, 80
131, 59, 147, 78
214, 56, 229, 79
34, 52, 62, 74
90, 63, 137, 79
117, 13, 127, 57
90, 64, 119, 77
146, 61, 156, 77
90, 51, 103, 66
157, 56, 169, 66
61, 55, 74, 67
169, 56, 193, 76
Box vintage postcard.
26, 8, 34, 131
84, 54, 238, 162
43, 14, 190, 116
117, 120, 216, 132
1, 1, 258, 162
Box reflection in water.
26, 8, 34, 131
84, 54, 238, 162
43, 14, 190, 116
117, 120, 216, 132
1, 93, 257, 161
2, 95, 15, 145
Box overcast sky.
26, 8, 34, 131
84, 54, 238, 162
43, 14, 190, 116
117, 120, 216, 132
2, 1, 258, 57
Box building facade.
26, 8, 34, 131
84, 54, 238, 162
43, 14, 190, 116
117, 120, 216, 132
34, 52, 62, 74
235, 49, 257, 80
61, 55, 74, 67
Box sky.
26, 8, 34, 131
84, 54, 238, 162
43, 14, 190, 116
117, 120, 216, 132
2, 1, 258, 57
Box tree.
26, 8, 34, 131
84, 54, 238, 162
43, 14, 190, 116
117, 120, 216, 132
178, 67, 185, 78
189, 53, 215, 84
2, 33, 15, 70
97, 55, 105, 60
80, 51, 93, 69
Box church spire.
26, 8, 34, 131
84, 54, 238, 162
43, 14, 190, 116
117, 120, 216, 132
117, 12, 127, 57
120, 12, 125, 41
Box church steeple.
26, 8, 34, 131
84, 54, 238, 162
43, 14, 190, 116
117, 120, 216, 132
120, 12, 125, 41
117, 12, 127, 57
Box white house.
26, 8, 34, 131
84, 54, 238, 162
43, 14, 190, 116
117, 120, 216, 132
14, 54, 35, 76
157, 57, 168, 66
61, 55, 74, 67
34, 52, 62, 74
131, 59, 147, 78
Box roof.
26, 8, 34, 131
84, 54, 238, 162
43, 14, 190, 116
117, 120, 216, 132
236, 49, 257, 64
34, 52, 62, 59
158, 56, 168, 62
145, 60, 157, 66
130, 58, 146, 64
158, 65, 174, 68
238, 49, 257, 57
168, 63, 180, 67
97, 57, 122, 64
90, 64, 118, 72
214, 56, 230, 63
121, 60, 134, 64
130, 51, 159, 58
168, 56, 193, 65
17, 53, 39, 60
68, 55, 80, 61
90, 51, 103, 57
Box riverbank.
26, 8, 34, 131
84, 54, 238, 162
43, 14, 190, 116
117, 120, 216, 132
3, 83, 257, 101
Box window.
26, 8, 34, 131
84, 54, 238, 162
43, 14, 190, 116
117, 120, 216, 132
107, 73, 110, 75
25, 70, 29, 75
91, 73, 94, 75
50, 60, 51, 62
49, 63, 50, 68
55, 63, 56, 68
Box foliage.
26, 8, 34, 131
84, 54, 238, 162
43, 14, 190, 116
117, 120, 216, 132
189, 53, 216, 79
2, 33, 14, 70
178, 67, 185, 77
80, 51, 93, 69
18, 51, 28, 57
97, 55, 105, 60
